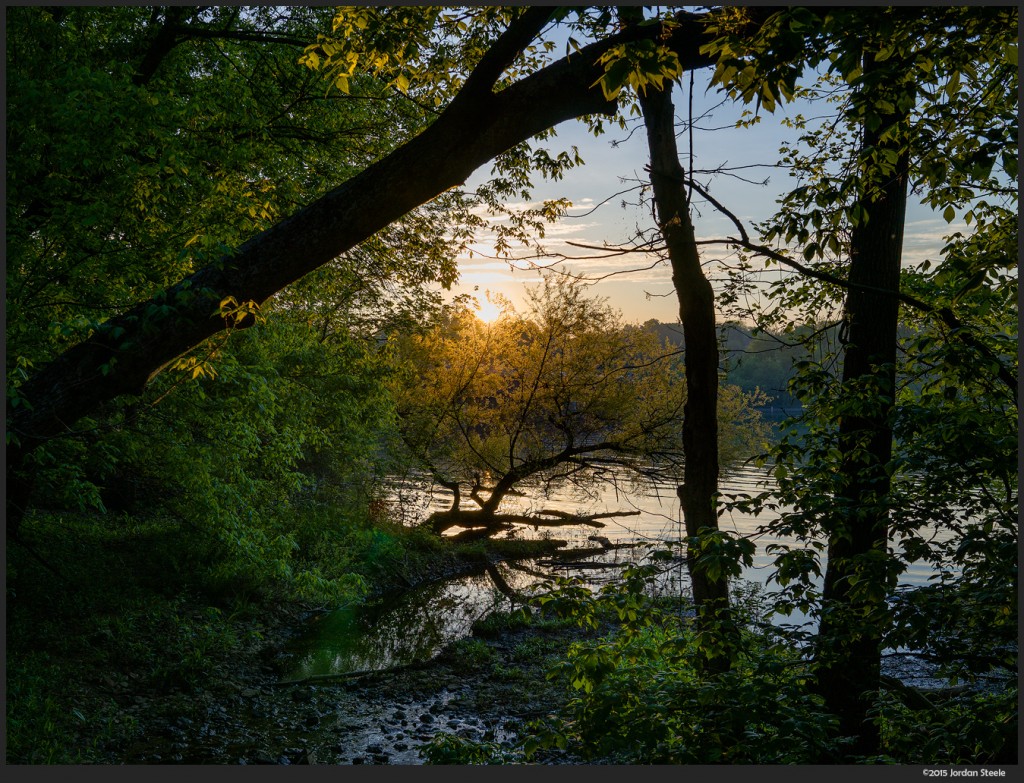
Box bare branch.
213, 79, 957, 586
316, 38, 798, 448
175, 26, 310, 47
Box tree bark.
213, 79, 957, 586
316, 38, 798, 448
638, 75, 734, 672
814, 52, 910, 757
5, 8, 779, 535
133, 7, 188, 87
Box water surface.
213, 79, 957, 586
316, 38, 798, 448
285, 464, 954, 681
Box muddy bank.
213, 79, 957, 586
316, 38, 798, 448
109, 605, 593, 765
97, 540, 607, 765
7, 520, 608, 765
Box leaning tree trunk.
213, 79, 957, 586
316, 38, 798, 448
814, 52, 910, 757
638, 80, 735, 673
8, 7, 788, 538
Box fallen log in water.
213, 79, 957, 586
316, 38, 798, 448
536, 559, 630, 569
530, 509, 643, 528
429, 508, 643, 536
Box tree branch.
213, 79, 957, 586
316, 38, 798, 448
8, 6, 786, 533
133, 7, 187, 87
682, 177, 1017, 403
174, 26, 311, 47
459, 7, 556, 97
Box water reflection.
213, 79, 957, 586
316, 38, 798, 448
287, 464, 954, 679
284, 544, 693, 682
285, 564, 536, 681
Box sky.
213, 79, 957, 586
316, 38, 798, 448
447, 61, 960, 326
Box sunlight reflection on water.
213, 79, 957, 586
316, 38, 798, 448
284, 464, 954, 680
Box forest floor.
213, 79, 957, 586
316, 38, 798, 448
6, 511, 597, 765
10, 510, 1012, 765
106, 603, 598, 765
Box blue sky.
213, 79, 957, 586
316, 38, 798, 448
450, 67, 960, 326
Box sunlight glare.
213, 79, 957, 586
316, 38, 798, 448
475, 293, 503, 324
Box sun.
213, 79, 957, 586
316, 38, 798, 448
475, 293, 503, 324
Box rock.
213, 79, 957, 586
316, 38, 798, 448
419, 713, 435, 723
366, 744, 384, 754
241, 688, 259, 698
352, 757, 365, 765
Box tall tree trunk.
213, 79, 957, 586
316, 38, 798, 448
814, 52, 910, 756
638, 80, 734, 672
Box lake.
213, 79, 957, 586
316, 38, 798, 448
284, 463, 954, 683
387, 462, 947, 590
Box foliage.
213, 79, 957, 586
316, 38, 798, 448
710, 4, 1017, 686
7, 7, 420, 369
298, 5, 598, 265
494, 567, 1015, 765
517, 573, 842, 763
6, 4, 479, 496
872, 687, 1019, 765
471, 608, 536, 638
447, 637, 496, 669
6, 511, 254, 762
5, 649, 136, 764
5, 6, 495, 603
74, 315, 396, 603
5, 494, 488, 763
392, 276, 769, 518
300, 7, 538, 100
422, 732, 522, 765
592, 37, 683, 102
6, 5, 1018, 764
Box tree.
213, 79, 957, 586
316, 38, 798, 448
636, 68, 741, 671
7, 5, 785, 536
809, 42, 910, 755
392, 276, 768, 539
5, 5, 479, 531
510, 5, 1014, 763
702, 5, 1016, 756
6, 4, 1015, 763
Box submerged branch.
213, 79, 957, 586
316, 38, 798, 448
427, 507, 642, 535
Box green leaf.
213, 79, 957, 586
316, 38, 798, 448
1004, 42, 1018, 67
